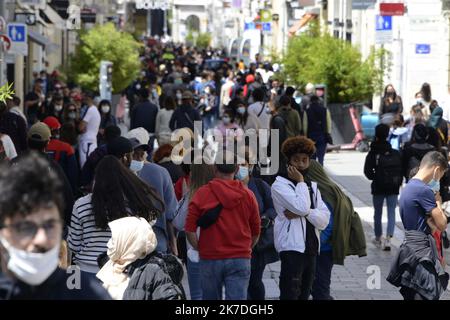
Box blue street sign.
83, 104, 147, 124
416, 44, 431, 54
8, 23, 26, 43
375, 15, 392, 31
244, 22, 255, 30
262, 22, 271, 32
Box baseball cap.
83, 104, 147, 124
129, 137, 150, 151
107, 137, 133, 158
28, 122, 51, 142
43, 116, 61, 130
126, 127, 150, 145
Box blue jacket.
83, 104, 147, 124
320, 202, 334, 252
138, 163, 178, 253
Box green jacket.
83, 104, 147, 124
277, 106, 302, 138
305, 160, 367, 265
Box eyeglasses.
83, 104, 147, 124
0, 219, 62, 240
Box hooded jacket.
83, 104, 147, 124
169, 104, 201, 132
185, 178, 261, 260
271, 176, 330, 254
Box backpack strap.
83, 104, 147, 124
257, 102, 266, 118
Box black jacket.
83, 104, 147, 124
364, 141, 402, 195
169, 104, 201, 132
0, 112, 27, 154
0, 268, 111, 300
387, 230, 449, 300
402, 141, 436, 180
122, 254, 184, 300
130, 101, 158, 133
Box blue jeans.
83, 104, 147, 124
186, 258, 202, 300
200, 258, 251, 300
373, 194, 397, 238
312, 250, 334, 300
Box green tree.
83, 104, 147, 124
196, 33, 211, 49
281, 23, 388, 103
68, 23, 142, 94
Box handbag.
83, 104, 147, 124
197, 203, 223, 229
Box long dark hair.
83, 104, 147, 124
383, 84, 397, 100
91, 156, 164, 229
420, 83, 432, 102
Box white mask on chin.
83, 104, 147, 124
0, 236, 60, 286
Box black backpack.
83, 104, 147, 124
147, 253, 186, 299
374, 150, 403, 190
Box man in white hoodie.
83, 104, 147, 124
271, 136, 330, 300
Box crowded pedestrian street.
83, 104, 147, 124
1, 0, 450, 310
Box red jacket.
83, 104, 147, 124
47, 139, 75, 162
185, 178, 261, 260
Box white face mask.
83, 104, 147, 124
0, 237, 60, 286
237, 106, 246, 115
101, 106, 110, 114
176, 93, 182, 100
130, 160, 145, 173
55, 105, 63, 112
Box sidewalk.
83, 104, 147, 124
181, 151, 450, 300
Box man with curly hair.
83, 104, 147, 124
0, 152, 110, 299
271, 136, 330, 300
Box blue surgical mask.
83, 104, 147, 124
236, 166, 249, 181
130, 160, 144, 173
428, 169, 441, 193
237, 106, 246, 115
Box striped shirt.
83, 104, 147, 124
67, 194, 111, 274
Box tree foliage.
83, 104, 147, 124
281, 23, 388, 103
68, 23, 142, 94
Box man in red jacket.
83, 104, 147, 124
185, 150, 261, 300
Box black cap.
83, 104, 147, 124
107, 137, 133, 158
129, 137, 150, 151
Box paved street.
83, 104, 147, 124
183, 151, 450, 300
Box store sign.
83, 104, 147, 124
380, 3, 405, 16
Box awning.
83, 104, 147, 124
288, 13, 316, 37
28, 30, 53, 47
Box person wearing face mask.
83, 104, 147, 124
78, 92, 101, 169
214, 109, 240, 148
0, 152, 111, 299
68, 155, 164, 274
133, 136, 179, 257
234, 100, 261, 132
271, 136, 330, 300
59, 103, 80, 148
43, 116, 79, 195
97, 100, 117, 145
364, 124, 403, 251
380, 84, 403, 125
235, 151, 278, 300
389, 151, 449, 300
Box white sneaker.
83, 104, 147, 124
383, 237, 391, 251
372, 237, 382, 248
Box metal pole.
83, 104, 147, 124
0, 0, 6, 86
147, 8, 152, 37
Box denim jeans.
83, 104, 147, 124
279, 251, 316, 300
186, 257, 202, 300
311, 250, 334, 300
373, 194, 398, 238
200, 258, 251, 300
312, 139, 327, 166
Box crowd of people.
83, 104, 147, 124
4, 36, 448, 301
365, 83, 450, 300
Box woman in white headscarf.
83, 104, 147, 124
96, 217, 183, 300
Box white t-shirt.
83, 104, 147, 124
248, 101, 271, 130
1, 134, 17, 160
80, 106, 101, 142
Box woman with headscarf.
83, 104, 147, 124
96, 216, 183, 300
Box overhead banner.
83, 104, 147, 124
352, 0, 377, 10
